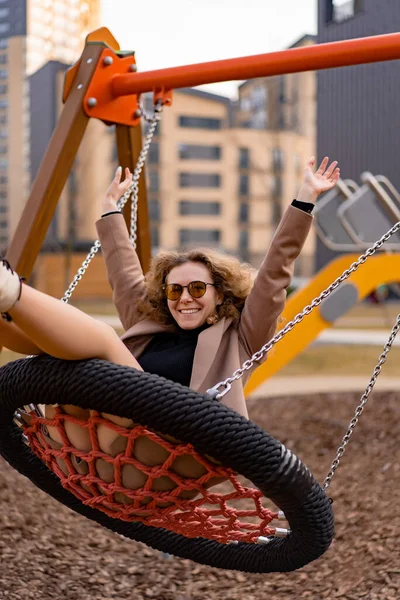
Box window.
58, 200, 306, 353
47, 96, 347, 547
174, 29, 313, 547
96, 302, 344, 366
238, 174, 249, 196
239, 230, 249, 250
271, 176, 282, 198
326, 0, 362, 23
151, 226, 159, 248
179, 172, 221, 188
271, 200, 281, 226
179, 229, 221, 245
0, 24, 10, 34
148, 171, 159, 193
0, 55, 7, 65
0, 84, 6, 94
148, 199, 160, 221
238, 148, 250, 169
179, 201, 221, 216
0, 39, 7, 49
0, 145, 6, 154
179, 116, 222, 130
272, 148, 284, 171
148, 142, 159, 164
240, 96, 251, 112
0, 100, 8, 108
0, 7, 9, 18
178, 144, 221, 160
239, 203, 249, 223
0, 204, 7, 213
0, 70, 7, 79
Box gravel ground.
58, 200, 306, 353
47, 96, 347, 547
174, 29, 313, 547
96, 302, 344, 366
1, 389, 399, 600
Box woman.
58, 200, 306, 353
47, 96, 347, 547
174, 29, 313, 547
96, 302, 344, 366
0, 156, 339, 494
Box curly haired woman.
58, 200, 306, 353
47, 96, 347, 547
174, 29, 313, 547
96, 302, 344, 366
0, 156, 339, 488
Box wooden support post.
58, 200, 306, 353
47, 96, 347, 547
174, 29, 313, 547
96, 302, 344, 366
116, 123, 151, 273
6, 43, 106, 278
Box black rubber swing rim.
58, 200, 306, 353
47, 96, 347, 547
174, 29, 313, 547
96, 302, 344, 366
0, 355, 334, 573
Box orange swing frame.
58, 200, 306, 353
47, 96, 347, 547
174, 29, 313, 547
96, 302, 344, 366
6, 28, 400, 278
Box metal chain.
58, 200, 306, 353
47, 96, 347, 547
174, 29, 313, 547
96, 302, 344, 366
323, 314, 400, 490
60, 102, 163, 304
206, 220, 400, 399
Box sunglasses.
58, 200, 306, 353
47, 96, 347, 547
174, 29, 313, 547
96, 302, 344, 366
162, 281, 216, 301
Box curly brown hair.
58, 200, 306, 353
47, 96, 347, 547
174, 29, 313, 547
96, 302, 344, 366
137, 247, 256, 326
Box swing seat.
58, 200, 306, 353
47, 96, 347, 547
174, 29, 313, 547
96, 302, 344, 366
0, 355, 334, 573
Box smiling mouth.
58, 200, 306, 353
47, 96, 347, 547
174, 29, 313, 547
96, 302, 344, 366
179, 309, 201, 314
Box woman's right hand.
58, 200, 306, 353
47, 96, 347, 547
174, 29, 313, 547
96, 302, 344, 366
101, 166, 133, 214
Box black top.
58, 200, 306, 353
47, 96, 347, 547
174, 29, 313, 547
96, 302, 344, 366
137, 324, 209, 386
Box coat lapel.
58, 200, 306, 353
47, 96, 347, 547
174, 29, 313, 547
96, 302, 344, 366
120, 317, 233, 393
190, 317, 232, 391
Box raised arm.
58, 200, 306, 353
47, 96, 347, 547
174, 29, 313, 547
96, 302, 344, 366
239, 157, 340, 357
95, 167, 148, 331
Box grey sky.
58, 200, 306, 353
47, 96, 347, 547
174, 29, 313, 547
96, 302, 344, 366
100, 0, 317, 98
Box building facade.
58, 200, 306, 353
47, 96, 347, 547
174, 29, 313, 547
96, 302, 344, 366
317, 0, 400, 268
0, 0, 100, 251
146, 75, 315, 274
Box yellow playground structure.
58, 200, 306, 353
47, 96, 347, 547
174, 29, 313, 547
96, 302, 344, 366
246, 172, 400, 395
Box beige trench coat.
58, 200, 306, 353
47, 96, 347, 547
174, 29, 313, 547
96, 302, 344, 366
95, 205, 312, 417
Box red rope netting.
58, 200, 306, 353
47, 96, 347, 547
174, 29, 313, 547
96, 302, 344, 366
22, 406, 281, 544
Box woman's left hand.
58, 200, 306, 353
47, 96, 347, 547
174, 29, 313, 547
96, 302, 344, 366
297, 156, 340, 204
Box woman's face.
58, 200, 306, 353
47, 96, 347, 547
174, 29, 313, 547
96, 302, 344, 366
165, 261, 223, 330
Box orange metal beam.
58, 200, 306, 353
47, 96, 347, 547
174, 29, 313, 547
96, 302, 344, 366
111, 32, 400, 97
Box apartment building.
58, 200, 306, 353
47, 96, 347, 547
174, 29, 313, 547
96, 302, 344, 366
0, 0, 100, 251
235, 34, 316, 274
145, 82, 315, 274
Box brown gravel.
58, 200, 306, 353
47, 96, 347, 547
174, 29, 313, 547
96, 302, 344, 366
1, 389, 399, 600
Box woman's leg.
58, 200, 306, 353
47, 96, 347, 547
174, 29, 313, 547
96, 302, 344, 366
0, 318, 42, 355
0, 261, 141, 451
0, 261, 218, 492
7, 284, 138, 368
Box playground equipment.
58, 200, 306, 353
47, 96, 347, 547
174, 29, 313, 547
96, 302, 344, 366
246, 171, 400, 393
2, 29, 400, 573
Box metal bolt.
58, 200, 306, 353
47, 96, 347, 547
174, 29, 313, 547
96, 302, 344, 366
77, 84, 83, 89
129, 63, 138, 72
103, 56, 113, 66
133, 108, 142, 118
87, 58, 93, 64
87, 97, 97, 108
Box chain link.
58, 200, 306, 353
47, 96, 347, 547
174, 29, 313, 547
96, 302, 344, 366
323, 313, 400, 489
60, 102, 163, 304
207, 220, 400, 399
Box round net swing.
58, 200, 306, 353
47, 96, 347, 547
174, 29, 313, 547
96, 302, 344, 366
0, 101, 335, 574
1, 93, 400, 574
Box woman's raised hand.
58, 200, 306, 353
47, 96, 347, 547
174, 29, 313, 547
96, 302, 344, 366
297, 156, 340, 204
101, 166, 133, 214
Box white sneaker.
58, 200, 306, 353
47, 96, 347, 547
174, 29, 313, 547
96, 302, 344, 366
0, 259, 22, 316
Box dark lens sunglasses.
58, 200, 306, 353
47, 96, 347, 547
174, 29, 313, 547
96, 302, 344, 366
163, 281, 216, 301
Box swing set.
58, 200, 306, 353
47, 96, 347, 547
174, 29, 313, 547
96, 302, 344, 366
1, 28, 400, 574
